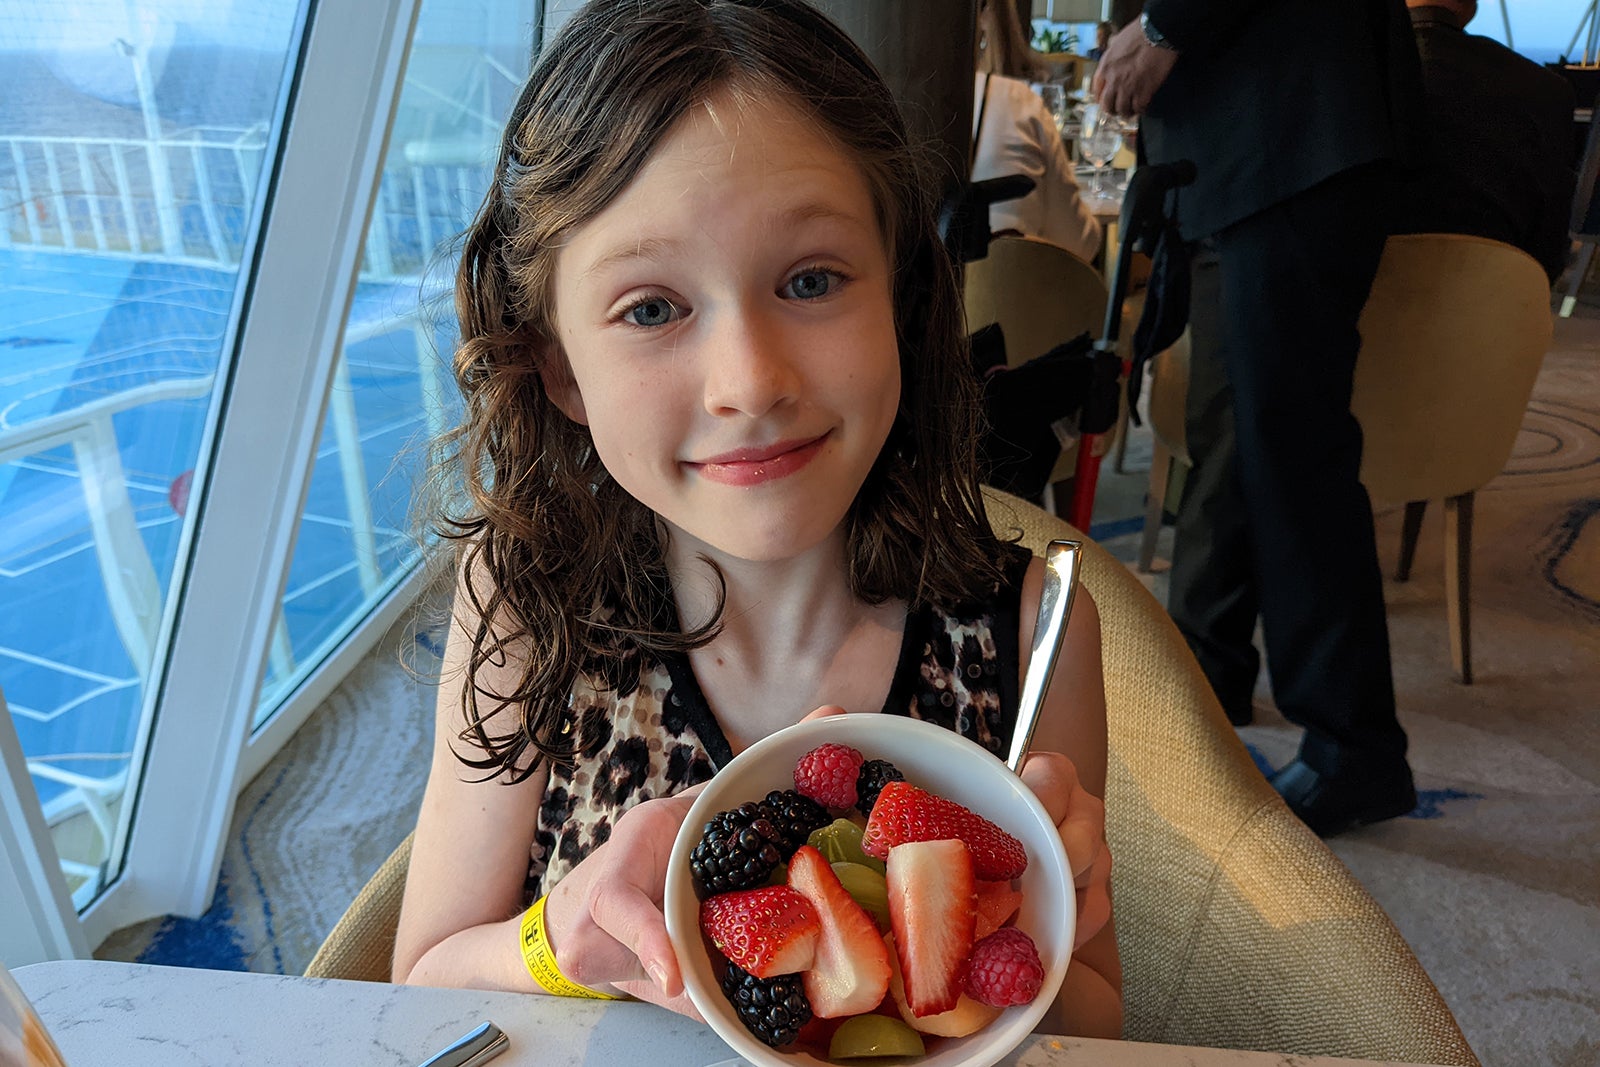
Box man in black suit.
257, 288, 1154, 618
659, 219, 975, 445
1096, 0, 1423, 836
1401, 0, 1575, 282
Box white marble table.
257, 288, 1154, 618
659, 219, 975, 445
15, 960, 1436, 1067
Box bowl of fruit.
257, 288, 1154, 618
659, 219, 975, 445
663, 713, 1074, 1067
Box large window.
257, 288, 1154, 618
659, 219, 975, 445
257, 0, 530, 726
0, 0, 532, 963
0, 0, 305, 911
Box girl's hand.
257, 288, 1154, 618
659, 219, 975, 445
541, 705, 847, 1015
542, 784, 707, 1019
1019, 752, 1112, 951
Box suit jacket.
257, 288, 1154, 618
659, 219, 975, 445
1138, 0, 1422, 241
1397, 7, 1575, 282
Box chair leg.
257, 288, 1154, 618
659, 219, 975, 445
1560, 240, 1595, 318
1138, 440, 1172, 573
1444, 492, 1473, 684
1111, 386, 1133, 474
1395, 500, 1427, 581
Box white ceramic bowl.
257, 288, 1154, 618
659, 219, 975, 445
664, 714, 1073, 1067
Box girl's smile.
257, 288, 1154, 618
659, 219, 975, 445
686, 432, 832, 487
548, 86, 901, 564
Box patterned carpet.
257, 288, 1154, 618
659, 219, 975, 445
98, 322, 1600, 1067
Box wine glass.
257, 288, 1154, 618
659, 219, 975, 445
1077, 102, 1123, 199
0, 961, 69, 1066
1034, 81, 1070, 134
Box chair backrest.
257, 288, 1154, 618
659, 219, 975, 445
964, 234, 1108, 370
1353, 234, 1552, 504
1145, 328, 1190, 465
982, 488, 1476, 1065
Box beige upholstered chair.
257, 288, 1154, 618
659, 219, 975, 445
982, 489, 1475, 1064
1136, 329, 1190, 572
964, 234, 1109, 487
305, 832, 412, 982
1352, 234, 1553, 684
307, 488, 1477, 1066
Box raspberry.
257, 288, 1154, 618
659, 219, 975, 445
963, 927, 1044, 1007
794, 744, 864, 809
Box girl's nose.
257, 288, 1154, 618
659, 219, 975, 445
701, 309, 800, 418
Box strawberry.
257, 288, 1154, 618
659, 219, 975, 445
886, 933, 1003, 1037
794, 744, 865, 809
974, 879, 1023, 939
787, 844, 892, 1018
863, 781, 1028, 881
699, 885, 821, 979
885, 838, 976, 1017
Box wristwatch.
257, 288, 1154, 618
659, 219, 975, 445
1140, 11, 1178, 52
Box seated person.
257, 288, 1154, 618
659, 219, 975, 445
973, 1, 1102, 263
1088, 21, 1113, 62
1399, 0, 1575, 282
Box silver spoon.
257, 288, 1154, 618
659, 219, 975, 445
1006, 539, 1084, 774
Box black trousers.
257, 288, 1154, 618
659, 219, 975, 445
1167, 164, 1410, 778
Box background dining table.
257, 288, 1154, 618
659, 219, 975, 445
14, 959, 1453, 1067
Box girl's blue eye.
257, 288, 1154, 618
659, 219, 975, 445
625, 297, 678, 327
785, 269, 837, 300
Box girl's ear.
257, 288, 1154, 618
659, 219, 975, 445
539, 349, 588, 426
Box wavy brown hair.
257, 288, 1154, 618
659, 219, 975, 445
427, 0, 1011, 781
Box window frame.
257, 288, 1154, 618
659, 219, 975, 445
63, 0, 430, 945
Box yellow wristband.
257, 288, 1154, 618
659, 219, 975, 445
519, 894, 624, 1000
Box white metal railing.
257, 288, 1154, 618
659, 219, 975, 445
0, 131, 265, 265
0, 129, 490, 281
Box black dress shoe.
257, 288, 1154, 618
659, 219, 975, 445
1269, 758, 1417, 838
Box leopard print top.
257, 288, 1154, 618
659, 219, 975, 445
526, 545, 1031, 901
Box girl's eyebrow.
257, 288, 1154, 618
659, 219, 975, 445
582, 201, 871, 280
582, 236, 684, 279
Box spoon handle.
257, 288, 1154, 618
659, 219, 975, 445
1006, 539, 1083, 774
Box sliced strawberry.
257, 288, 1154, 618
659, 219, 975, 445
974, 879, 1023, 939
787, 844, 892, 1018
863, 781, 1028, 880
886, 933, 1002, 1037
699, 885, 820, 979
885, 838, 976, 1017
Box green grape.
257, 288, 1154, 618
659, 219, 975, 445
828, 1014, 926, 1059
830, 862, 890, 930
806, 818, 885, 874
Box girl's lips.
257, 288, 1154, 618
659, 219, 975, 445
690, 434, 829, 487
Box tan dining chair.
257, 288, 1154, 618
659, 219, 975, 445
964, 234, 1110, 490
308, 487, 1478, 1066
1352, 234, 1552, 684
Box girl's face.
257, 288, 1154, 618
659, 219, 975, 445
548, 87, 901, 564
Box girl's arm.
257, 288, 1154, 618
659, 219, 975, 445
393, 569, 703, 1016
1015, 559, 1124, 1039
392, 575, 549, 991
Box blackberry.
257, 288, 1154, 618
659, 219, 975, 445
759, 789, 831, 856
855, 759, 905, 818
689, 802, 786, 895
720, 962, 812, 1047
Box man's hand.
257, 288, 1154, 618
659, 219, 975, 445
1092, 20, 1179, 118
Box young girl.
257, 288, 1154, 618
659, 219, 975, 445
394, 0, 1122, 1041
